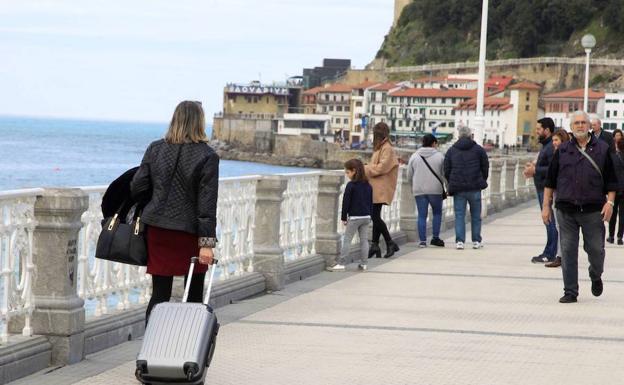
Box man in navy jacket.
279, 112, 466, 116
542, 111, 618, 304
524, 117, 558, 265
444, 126, 489, 250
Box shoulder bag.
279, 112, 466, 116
420, 155, 447, 200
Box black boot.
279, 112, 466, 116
368, 242, 382, 259
384, 241, 400, 258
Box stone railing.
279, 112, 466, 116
0, 157, 535, 380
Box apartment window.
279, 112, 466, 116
341, 95, 345, 101
337, 106, 343, 112
449, 122, 455, 128
431, 98, 437, 104
329, 106, 334, 111
431, 110, 437, 115
420, 108, 425, 115
439, 109, 446, 115
452, 98, 456, 104
526, 92, 530, 101
525, 105, 530, 111
343, 118, 348, 124
399, 108, 403, 114
371, 105, 376, 114
355, 101, 362, 107
345, 106, 350, 112
442, 98, 447, 104
398, 120, 403, 127
382, 105, 386, 114
335, 118, 340, 124
391, 97, 396, 103
371, 92, 376, 101
323, 106, 327, 112
497, 121, 500, 128
615, 111, 618, 117
607, 111, 611, 118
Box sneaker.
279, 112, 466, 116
545, 256, 561, 268
326, 264, 346, 272
607, 236, 615, 244
472, 241, 483, 249
430, 237, 445, 247
618, 239, 623, 245
456, 242, 464, 250
591, 278, 603, 297
531, 254, 551, 264
559, 294, 577, 303
357, 264, 367, 271
418, 241, 427, 248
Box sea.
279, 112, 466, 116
0, 115, 310, 192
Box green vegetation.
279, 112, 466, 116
378, 0, 624, 66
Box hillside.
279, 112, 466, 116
377, 0, 624, 66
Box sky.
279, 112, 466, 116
0, 0, 393, 123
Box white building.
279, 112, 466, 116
367, 82, 403, 129
277, 113, 331, 139
350, 81, 379, 144
316, 84, 353, 140
386, 88, 477, 134
413, 75, 478, 90
603, 92, 624, 131
455, 97, 515, 147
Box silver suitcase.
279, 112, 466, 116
136, 257, 219, 385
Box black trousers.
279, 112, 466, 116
146, 273, 205, 324
372, 203, 392, 244
608, 194, 624, 239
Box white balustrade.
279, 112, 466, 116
381, 165, 404, 233
77, 187, 151, 318
214, 176, 258, 280
0, 189, 41, 343
279, 173, 320, 262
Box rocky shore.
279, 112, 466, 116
210, 140, 324, 169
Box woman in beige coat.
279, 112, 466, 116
365, 122, 400, 258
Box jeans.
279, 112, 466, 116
337, 217, 371, 266
453, 190, 482, 243
415, 195, 443, 242
537, 190, 559, 259
556, 209, 605, 297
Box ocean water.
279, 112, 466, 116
0, 116, 310, 191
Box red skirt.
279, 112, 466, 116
146, 226, 208, 276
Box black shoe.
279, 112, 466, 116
607, 237, 615, 244
368, 242, 382, 259
591, 278, 603, 297
430, 237, 445, 247
531, 255, 551, 263
618, 239, 623, 245
384, 241, 400, 258
545, 256, 561, 268
559, 294, 577, 303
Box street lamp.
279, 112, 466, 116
582, 34, 596, 112
473, 0, 489, 145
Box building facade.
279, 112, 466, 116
223, 82, 289, 118
603, 92, 624, 131
455, 97, 515, 147
316, 84, 353, 141
542, 88, 605, 130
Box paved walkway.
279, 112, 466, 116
12, 203, 624, 385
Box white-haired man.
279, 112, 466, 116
590, 115, 614, 152
542, 111, 618, 303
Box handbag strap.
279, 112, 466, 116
576, 145, 603, 181
420, 155, 445, 191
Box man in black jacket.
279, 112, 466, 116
524, 117, 558, 265
444, 126, 489, 250
591, 116, 615, 152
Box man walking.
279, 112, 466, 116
590, 115, 615, 152
542, 111, 617, 303
524, 117, 558, 265
444, 126, 489, 250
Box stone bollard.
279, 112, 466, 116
315, 172, 344, 267
489, 159, 504, 212
399, 167, 417, 242
253, 176, 288, 291
504, 158, 519, 207
31, 189, 89, 365
516, 158, 528, 202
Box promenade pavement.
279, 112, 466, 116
12, 202, 624, 385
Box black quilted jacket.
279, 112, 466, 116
130, 139, 219, 238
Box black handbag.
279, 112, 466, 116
96, 202, 148, 266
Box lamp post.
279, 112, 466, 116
581, 34, 596, 113
473, 0, 489, 145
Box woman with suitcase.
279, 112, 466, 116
131, 100, 219, 324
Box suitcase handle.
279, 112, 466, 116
182, 256, 218, 304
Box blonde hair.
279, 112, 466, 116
165, 101, 207, 144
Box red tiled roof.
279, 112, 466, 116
369, 82, 400, 91
352, 80, 379, 89
302, 86, 324, 95
544, 88, 605, 99
317, 83, 353, 93
388, 88, 477, 98
508, 82, 542, 90
455, 97, 513, 111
